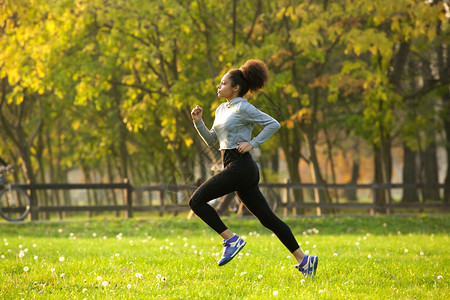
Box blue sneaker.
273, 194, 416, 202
217, 235, 246, 266
295, 255, 318, 278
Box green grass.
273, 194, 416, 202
0, 216, 448, 299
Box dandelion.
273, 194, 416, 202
59, 256, 65, 262
156, 274, 162, 280
258, 274, 263, 279
355, 242, 360, 246
23, 267, 29, 272
96, 276, 102, 281
161, 277, 167, 282
300, 279, 305, 284
82, 288, 87, 293
92, 233, 97, 237
304, 250, 310, 255
319, 289, 324, 294
404, 249, 409, 253
240, 272, 247, 276
19, 245, 23, 249
1, 255, 5, 259
368, 254, 372, 259
115, 253, 120, 257
333, 252, 338, 256
102, 281, 108, 287
135, 273, 143, 279
437, 275, 443, 280
273, 291, 278, 296
34, 256, 38, 260
127, 284, 132, 289
51, 268, 55, 272
420, 251, 424, 256
19, 252, 25, 258
58, 228, 63, 233
60, 273, 65, 278
4, 242, 8, 246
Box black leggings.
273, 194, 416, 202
189, 149, 300, 253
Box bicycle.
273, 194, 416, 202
0, 165, 31, 221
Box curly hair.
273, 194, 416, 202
228, 59, 269, 97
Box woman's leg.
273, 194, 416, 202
236, 186, 305, 263
189, 168, 240, 235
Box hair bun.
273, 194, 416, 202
239, 59, 269, 93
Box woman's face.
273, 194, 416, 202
217, 74, 238, 100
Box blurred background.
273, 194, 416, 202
0, 0, 449, 219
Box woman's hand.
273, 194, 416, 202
237, 142, 254, 153
191, 105, 203, 122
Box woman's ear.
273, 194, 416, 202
233, 85, 240, 92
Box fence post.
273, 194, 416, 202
159, 188, 165, 217
124, 179, 133, 219
370, 183, 376, 216
283, 179, 290, 216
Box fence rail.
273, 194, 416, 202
9, 182, 450, 221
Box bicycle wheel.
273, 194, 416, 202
0, 187, 31, 221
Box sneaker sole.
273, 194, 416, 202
218, 241, 246, 266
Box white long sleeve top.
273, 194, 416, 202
193, 97, 281, 150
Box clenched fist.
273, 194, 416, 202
191, 105, 203, 122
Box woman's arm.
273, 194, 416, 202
241, 103, 281, 149
191, 105, 218, 147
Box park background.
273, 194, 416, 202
0, 0, 449, 219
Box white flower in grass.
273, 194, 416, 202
333, 252, 338, 256
115, 253, 120, 257
59, 256, 65, 262
24, 248, 28, 253
82, 288, 87, 293
300, 279, 305, 284
240, 272, 247, 276
127, 284, 132, 289
32, 244, 37, 248
437, 275, 443, 280
1, 255, 5, 259
19, 252, 25, 258
96, 276, 102, 281
319, 289, 324, 294
58, 228, 63, 233
135, 273, 143, 279
60, 273, 65, 278
355, 242, 360, 246
19, 245, 23, 249
161, 277, 167, 282
102, 281, 108, 287
368, 254, 372, 259
273, 291, 278, 296
304, 250, 310, 255
34, 256, 38, 260
420, 251, 424, 256
4, 242, 8, 246
404, 249, 409, 253
258, 274, 263, 279
156, 274, 162, 280
92, 233, 97, 237
51, 268, 55, 273
23, 267, 29, 272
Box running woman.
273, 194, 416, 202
190, 59, 318, 278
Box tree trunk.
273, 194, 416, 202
401, 143, 419, 203
420, 138, 440, 202
344, 143, 360, 202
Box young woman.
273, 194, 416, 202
190, 59, 318, 278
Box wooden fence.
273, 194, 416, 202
12, 182, 450, 221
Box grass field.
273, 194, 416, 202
0, 215, 448, 299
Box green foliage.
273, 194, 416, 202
0, 0, 448, 186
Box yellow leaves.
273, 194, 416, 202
282, 108, 312, 129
